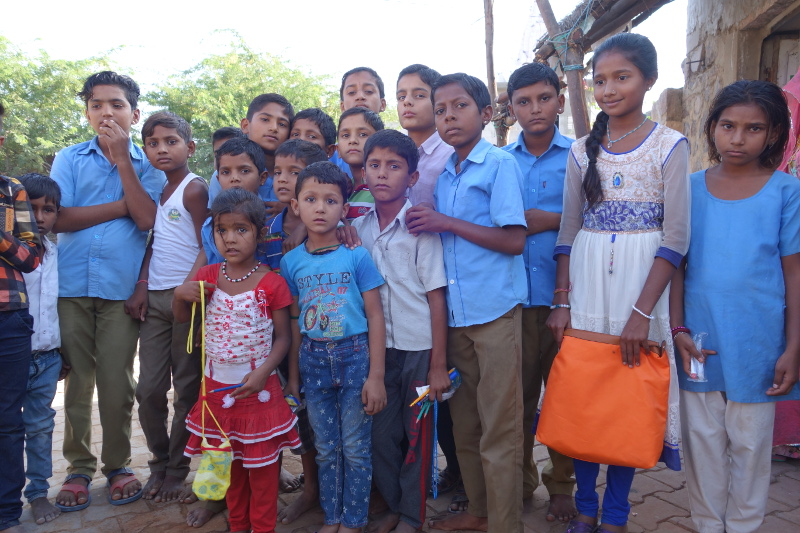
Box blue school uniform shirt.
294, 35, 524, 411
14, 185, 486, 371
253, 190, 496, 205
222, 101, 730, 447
503, 128, 573, 307
435, 138, 528, 327
329, 151, 353, 178
51, 137, 166, 300
679, 170, 800, 402
202, 209, 286, 272
207, 170, 277, 207
280, 245, 384, 340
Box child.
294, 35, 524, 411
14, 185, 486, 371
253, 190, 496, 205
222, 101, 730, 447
502, 62, 577, 522
127, 111, 208, 503
352, 129, 449, 533
280, 161, 387, 533
396, 64, 454, 206
0, 101, 43, 532
208, 93, 294, 211
290, 108, 337, 157
175, 188, 301, 533
50, 71, 165, 510
671, 80, 800, 533
211, 126, 246, 166
17, 174, 67, 526
406, 73, 528, 533
337, 107, 384, 219
547, 34, 689, 533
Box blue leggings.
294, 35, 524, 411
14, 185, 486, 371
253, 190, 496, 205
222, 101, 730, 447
573, 459, 635, 527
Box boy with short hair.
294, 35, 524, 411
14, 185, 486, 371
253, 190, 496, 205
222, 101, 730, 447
17, 173, 67, 526
50, 71, 165, 510
337, 107, 384, 219
396, 64, 454, 207
407, 73, 528, 533
290, 108, 337, 158
127, 111, 208, 503
280, 161, 387, 533
0, 102, 43, 533
502, 62, 577, 523
211, 126, 245, 166
352, 130, 449, 533
208, 93, 294, 211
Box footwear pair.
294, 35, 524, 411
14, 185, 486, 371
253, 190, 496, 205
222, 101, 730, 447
565, 520, 619, 533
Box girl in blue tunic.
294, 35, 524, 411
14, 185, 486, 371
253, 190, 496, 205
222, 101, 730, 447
670, 80, 800, 533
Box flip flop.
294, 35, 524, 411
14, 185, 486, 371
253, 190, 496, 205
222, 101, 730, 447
106, 469, 143, 506
54, 474, 92, 512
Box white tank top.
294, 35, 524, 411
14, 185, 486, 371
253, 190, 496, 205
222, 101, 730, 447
149, 173, 205, 290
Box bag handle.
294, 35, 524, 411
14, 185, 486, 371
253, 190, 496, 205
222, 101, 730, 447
187, 281, 231, 443
564, 328, 664, 355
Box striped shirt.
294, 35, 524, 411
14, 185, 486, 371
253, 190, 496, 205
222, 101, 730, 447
0, 175, 41, 310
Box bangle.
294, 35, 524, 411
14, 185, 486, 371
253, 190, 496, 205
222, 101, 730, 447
550, 304, 571, 310
632, 305, 654, 320
673, 331, 691, 340
671, 326, 690, 339
553, 283, 572, 295
136, 279, 148, 285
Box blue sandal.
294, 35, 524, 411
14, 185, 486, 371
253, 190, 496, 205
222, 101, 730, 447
54, 474, 92, 512
106, 467, 143, 506
565, 520, 597, 533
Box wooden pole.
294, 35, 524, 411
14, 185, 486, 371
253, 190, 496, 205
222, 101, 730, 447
535, 0, 591, 137
484, 0, 509, 146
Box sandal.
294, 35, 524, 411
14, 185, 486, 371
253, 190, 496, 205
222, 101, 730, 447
54, 474, 92, 512
448, 483, 468, 513
432, 467, 461, 496
106, 467, 143, 506
564, 520, 596, 533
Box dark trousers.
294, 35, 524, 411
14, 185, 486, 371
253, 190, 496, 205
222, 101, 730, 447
0, 309, 34, 530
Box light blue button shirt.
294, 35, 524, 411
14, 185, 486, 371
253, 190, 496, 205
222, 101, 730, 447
51, 137, 165, 300
207, 169, 277, 208
503, 128, 573, 307
435, 138, 528, 327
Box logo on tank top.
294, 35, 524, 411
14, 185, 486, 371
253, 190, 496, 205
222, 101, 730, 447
168, 208, 181, 221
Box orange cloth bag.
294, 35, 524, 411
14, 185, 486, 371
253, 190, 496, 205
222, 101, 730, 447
536, 329, 669, 469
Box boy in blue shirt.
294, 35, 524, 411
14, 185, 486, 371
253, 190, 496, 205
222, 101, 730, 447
502, 62, 577, 523
407, 73, 528, 533
290, 108, 338, 158
50, 71, 165, 510
281, 161, 386, 533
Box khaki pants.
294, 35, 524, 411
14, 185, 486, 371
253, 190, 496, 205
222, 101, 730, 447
447, 305, 524, 533
135, 289, 201, 479
59, 297, 139, 477
522, 306, 575, 498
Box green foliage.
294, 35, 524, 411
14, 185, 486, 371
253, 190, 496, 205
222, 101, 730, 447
0, 37, 109, 176
145, 33, 340, 179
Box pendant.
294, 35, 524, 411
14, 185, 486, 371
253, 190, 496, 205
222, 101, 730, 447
612, 172, 624, 189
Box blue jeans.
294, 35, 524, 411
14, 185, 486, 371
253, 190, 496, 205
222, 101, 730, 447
0, 309, 34, 530
573, 459, 635, 527
23, 348, 61, 503
300, 334, 372, 529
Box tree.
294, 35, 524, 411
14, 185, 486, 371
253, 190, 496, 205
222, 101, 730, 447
145, 32, 340, 179
0, 37, 109, 176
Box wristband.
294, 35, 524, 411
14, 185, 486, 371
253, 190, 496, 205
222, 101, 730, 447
671, 326, 690, 339
632, 305, 654, 320
136, 279, 148, 285
550, 304, 571, 310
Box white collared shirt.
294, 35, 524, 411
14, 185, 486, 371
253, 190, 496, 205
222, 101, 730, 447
22, 236, 60, 351
352, 201, 446, 350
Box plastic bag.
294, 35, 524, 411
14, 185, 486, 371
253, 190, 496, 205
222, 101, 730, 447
192, 437, 232, 501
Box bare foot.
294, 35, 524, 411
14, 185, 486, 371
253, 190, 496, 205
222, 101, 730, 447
546, 493, 577, 522
279, 467, 301, 493
318, 524, 339, 533
142, 471, 165, 500
154, 474, 189, 503
278, 486, 319, 524
55, 476, 89, 508
186, 508, 215, 528
108, 473, 142, 501
366, 511, 399, 533
393, 520, 421, 533
182, 491, 198, 504
30, 497, 60, 524
428, 512, 487, 531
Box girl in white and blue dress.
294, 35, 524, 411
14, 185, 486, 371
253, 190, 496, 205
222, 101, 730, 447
670, 80, 800, 533
548, 33, 690, 533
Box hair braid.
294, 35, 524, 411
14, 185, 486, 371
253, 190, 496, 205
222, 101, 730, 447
583, 111, 609, 209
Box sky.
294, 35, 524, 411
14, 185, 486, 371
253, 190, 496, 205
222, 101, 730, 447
3, 0, 687, 113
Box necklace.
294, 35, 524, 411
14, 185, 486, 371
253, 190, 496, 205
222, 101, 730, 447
607, 116, 648, 149
309, 244, 340, 254
222, 260, 261, 283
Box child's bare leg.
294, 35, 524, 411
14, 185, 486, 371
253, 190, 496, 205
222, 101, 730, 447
547, 493, 577, 522
278, 449, 319, 524
30, 497, 60, 524
186, 499, 226, 528
278, 452, 301, 493
154, 474, 189, 503
142, 471, 165, 500
365, 511, 399, 533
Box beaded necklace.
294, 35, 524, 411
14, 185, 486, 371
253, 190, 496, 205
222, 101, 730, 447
221, 260, 261, 283
607, 116, 648, 150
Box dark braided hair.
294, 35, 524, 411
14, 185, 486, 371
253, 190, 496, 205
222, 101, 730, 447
583, 33, 658, 209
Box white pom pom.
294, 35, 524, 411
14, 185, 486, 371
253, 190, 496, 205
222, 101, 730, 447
222, 394, 235, 408
258, 390, 271, 403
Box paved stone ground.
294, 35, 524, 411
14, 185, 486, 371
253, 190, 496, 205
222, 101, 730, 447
18, 357, 800, 532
